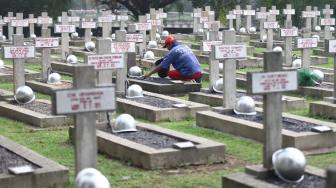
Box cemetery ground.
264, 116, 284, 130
1, 112, 336, 188
0, 67, 336, 187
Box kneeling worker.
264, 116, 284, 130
144, 36, 202, 83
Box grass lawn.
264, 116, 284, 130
314, 56, 335, 69
1, 52, 336, 187
0, 108, 335, 187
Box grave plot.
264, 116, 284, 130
26, 80, 73, 95
189, 88, 305, 111
198, 51, 336, 154
310, 39, 336, 119
128, 77, 201, 94
0, 65, 39, 83
117, 91, 209, 121
235, 71, 334, 99
26, 27, 74, 95
197, 109, 336, 153
223, 165, 325, 188
0, 99, 72, 128
0, 136, 68, 188
70, 122, 225, 170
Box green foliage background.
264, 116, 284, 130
0, 0, 70, 18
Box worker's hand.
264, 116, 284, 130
143, 73, 150, 79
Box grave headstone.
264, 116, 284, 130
38, 12, 53, 30
256, 7, 268, 41
5, 12, 15, 40
0, 16, 4, 37
226, 11, 236, 30
12, 13, 28, 35
36, 28, 59, 82
325, 39, 336, 102
118, 11, 128, 31
98, 10, 114, 38
126, 25, 139, 68
302, 6, 314, 32
55, 12, 75, 60
112, 30, 135, 95
207, 23, 221, 91
265, 6, 279, 50
313, 6, 320, 29
327, 166, 336, 188
157, 8, 165, 34
3, 34, 35, 93
243, 5, 255, 30
282, 4, 296, 66
28, 14, 37, 37
322, 4, 334, 40
247, 51, 298, 168
193, 8, 201, 33
149, 8, 159, 41
135, 15, 150, 57
52, 65, 116, 174
214, 30, 247, 108
81, 17, 96, 43
298, 28, 318, 68
233, 5, 242, 31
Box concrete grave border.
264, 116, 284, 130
222, 165, 325, 188
0, 65, 40, 83
0, 136, 68, 188
196, 108, 336, 154
236, 72, 333, 98
189, 88, 305, 111
128, 78, 201, 94
26, 80, 72, 95
117, 91, 209, 121
70, 122, 225, 170
0, 100, 73, 128
310, 101, 336, 119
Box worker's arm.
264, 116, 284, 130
144, 65, 162, 78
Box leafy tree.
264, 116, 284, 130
99, 0, 179, 18
0, 0, 70, 18
261, 0, 336, 27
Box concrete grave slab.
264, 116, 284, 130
196, 108, 336, 154
189, 88, 305, 111
70, 122, 225, 169
235, 72, 334, 98
117, 91, 209, 121
0, 100, 72, 128
310, 101, 336, 119
50, 61, 82, 75
0, 136, 68, 188
0, 65, 40, 83
128, 78, 201, 94
25, 80, 73, 95
222, 165, 325, 188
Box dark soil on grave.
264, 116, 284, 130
135, 77, 174, 84
207, 90, 263, 101
0, 145, 40, 174
223, 111, 318, 133
260, 172, 325, 188
11, 101, 52, 115
99, 126, 191, 149
125, 95, 180, 108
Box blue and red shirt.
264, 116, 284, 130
160, 43, 201, 77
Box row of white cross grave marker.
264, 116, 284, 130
0, 8, 167, 174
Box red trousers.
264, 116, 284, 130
168, 70, 202, 81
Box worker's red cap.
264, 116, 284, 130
163, 36, 176, 48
